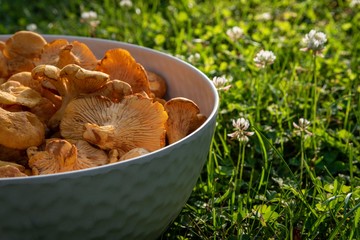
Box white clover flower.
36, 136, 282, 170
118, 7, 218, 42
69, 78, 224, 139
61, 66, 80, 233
175, 54, 185, 60
187, 53, 200, 63
255, 12, 272, 21
135, 8, 141, 15
26, 23, 37, 32
228, 117, 254, 143
254, 50, 276, 68
81, 10, 100, 28
293, 118, 313, 136
212, 76, 232, 91
226, 26, 244, 42
119, 0, 133, 7
81, 11, 98, 21
301, 29, 327, 55
350, 0, 360, 7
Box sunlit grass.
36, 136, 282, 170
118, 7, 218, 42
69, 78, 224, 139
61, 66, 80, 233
1, 0, 359, 239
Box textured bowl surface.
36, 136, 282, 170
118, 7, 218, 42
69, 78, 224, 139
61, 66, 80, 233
0, 35, 219, 240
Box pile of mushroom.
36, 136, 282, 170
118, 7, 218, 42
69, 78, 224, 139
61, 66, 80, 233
0, 31, 207, 178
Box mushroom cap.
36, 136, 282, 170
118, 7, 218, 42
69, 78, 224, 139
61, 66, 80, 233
7, 71, 43, 93
36, 39, 98, 70
3, 31, 47, 75
60, 94, 168, 152
0, 165, 27, 178
32, 64, 63, 99
0, 41, 4, 51
27, 139, 77, 175
7, 71, 61, 111
0, 80, 43, 108
32, 64, 61, 87
189, 113, 207, 133
60, 64, 109, 94
28, 138, 109, 175
96, 48, 151, 95
0, 160, 26, 172
55, 44, 79, 69
0, 107, 45, 149
35, 39, 68, 67
147, 70, 167, 99
89, 79, 133, 103
66, 41, 98, 70
3, 31, 47, 59
67, 139, 109, 167
119, 147, 150, 161
164, 97, 205, 144
0, 50, 8, 78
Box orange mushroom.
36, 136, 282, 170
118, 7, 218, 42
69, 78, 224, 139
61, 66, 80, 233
0, 164, 27, 178
35, 39, 98, 70
96, 48, 151, 95
8, 71, 43, 92
28, 138, 108, 175
119, 148, 150, 161
67, 139, 109, 167
34, 39, 68, 67
0, 41, 5, 51
0, 80, 43, 108
66, 41, 98, 70
89, 79, 133, 103
0, 48, 8, 78
0, 160, 26, 172
60, 94, 168, 155
0, 107, 45, 149
147, 70, 167, 99
7, 71, 62, 111
32, 64, 109, 128
3, 31, 47, 76
164, 97, 206, 144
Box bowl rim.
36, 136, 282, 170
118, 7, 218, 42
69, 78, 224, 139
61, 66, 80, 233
0, 34, 219, 182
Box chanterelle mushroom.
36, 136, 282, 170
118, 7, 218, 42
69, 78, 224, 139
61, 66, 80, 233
35, 39, 98, 70
68, 139, 109, 165
0, 160, 26, 172
96, 48, 151, 95
57, 41, 98, 70
89, 79, 133, 103
147, 70, 167, 99
119, 148, 150, 161
0, 107, 45, 149
60, 94, 168, 154
28, 138, 108, 175
3, 31, 47, 76
164, 97, 206, 144
8, 71, 43, 93
34, 39, 69, 67
32, 64, 109, 128
27, 139, 76, 175
8, 71, 62, 110
0, 80, 43, 108
0, 49, 8, 78
0, 165, 27, 178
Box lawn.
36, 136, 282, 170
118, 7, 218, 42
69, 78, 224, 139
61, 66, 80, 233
1, 0, 359, 239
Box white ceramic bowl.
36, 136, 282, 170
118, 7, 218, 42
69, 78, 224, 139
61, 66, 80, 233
0, 35, 219, 240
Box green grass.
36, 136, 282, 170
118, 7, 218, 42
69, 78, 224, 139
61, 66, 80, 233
1, 0, 359, 239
